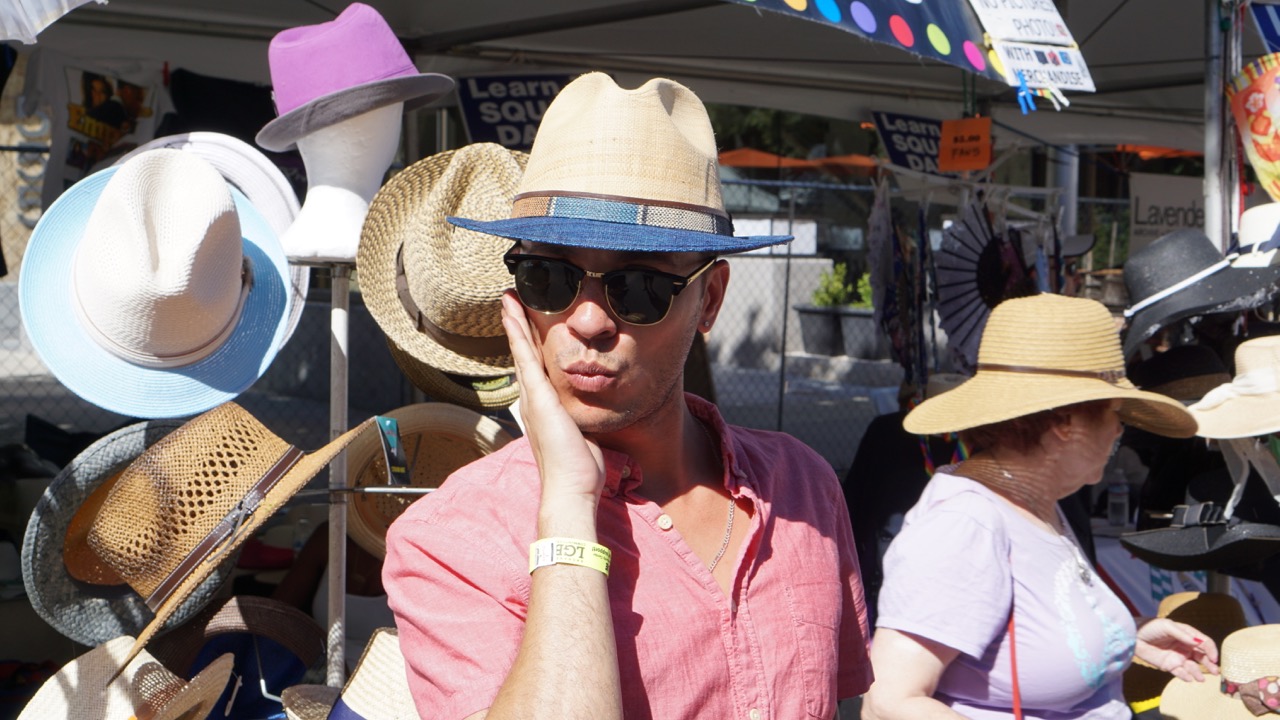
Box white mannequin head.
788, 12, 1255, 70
283, 101, 403, 263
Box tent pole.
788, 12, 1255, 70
327, 264, 352, 687
1053, 145, 1079, 238
1204, 0, 1226, 252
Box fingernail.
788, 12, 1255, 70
1194, 637, 1204, 643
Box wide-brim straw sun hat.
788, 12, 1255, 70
21, 419, 238, 647
1124, 592, 1247, 712
282, 627, 417, 720
449, 72, 792, 253
1161, 625, 1280, 719
18, 635, 234, 720
344, 403, 514, 558
19, 149, 291, 419
1190, 336, 1280, 438
359, 142, 527, 409
148, 595, 325, 679
1122, 228, 1280, 358
84, 401, 374, 665
117, 132, 310, 347
256, 3, 453, 152
903, 294, 1197, 438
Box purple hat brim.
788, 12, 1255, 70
448, 215, 792, 254
256, 74, 454, 152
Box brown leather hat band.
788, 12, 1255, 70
977, 363, 1126, 384
394, 248, 511, 358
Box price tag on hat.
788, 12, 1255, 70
375, 416, 410, 486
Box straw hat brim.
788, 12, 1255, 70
149, 595, 324, 677
345, 403, 514, 558
1120, 522, 1280, 571
386, 338, 519, 410
1190, 390, 1280, 439
21, 420, 236, 646
902, 369, 1197, 438
1124, 593, 1247, 707
17, 636, 234, 720
124, 418, 375, 664
282, 684, 341, 720
1123, 265, 1280, 358
20, 167, 292, 419
1159, 672, 1262, 719
117, 132, 309, 348
256, 74, 454, 152
358, 146, 523, 379
448, 215, 792, 254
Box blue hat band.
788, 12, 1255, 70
512, 192, 733, 236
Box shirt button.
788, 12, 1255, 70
620, 465, 631, 479
657, 514, 674, 531
749, 709, 761, 720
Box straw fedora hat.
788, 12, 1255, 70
359, 142, 526, 409
344, 403, 514, 558
21, 419, 240, 646
18, 635, 233, 720
1161, 625, 1280, 719
1122, 228, 1280, 358
19, 148, 292, 419
1238, 202, 1280, 254
282, 627, 417, 720
1124, 592, 1247, 712
116, 131, 311, 346
256, 2, 453, 152
84, 401, 374, 664
449, 72, 792, 253
1190, 336, 1280, 438
903, 294, 1196, 438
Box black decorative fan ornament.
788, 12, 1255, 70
934, 202, 1038, 370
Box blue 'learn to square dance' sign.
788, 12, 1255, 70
456, 74, 575, 150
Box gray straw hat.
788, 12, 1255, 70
21, 420, 236, 646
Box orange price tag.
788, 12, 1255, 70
938, 116, 992, 172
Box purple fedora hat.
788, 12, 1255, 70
256, 3, 454, 152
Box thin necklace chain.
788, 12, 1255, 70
697, 418, 736, 574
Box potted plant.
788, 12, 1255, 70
794, 262, 855, 356
839, 272, 889, 360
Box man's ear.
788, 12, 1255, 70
698, 259, 730, 331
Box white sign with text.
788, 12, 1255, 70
967, 0, 1076, 45
993, 41, 1095, 92
1129, 172, 1205, 254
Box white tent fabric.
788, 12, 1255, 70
15, 0, 1260, 150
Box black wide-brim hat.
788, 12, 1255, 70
1120, 503, 1280, 571
1122, 229, 1280, 358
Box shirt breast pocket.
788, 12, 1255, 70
784, 580, 841, 719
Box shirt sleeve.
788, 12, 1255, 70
383, 511, 530, 720
874, 494, 1012, 659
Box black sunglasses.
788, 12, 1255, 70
502, 244, 717, 326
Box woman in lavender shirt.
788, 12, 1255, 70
862, 295, 1219, 720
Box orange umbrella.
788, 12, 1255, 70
717, 147, 811, 168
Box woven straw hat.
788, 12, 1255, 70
21, 419, 238, 646
345, 403, 514, 558
1124, 592, 1246, 711
449, 72, 791, 253
19, 148, 292, 418
359, 143, 526, 409
1161, 625, 1280, 719
1239, 202, 1280, 254
18, 635, 233, 720
116, 132, 310, 347
1190, 336, 1280, 438
256, 3, 453, 152
149, 595, 325, 678
903, 294, 1196, 438
282, 627, 417, 720
85, 401, 374, 665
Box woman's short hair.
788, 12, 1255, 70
959, 399, 1112, 454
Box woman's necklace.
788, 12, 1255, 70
984, 457, 1093, 586
697, 419, 736, 574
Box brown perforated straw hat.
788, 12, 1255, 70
345, 403, 514, 558
18, 635, 233, 720
358, 142, 527, 410
282, 627, 417, 719
903, 294, 1197, 438
85, 401, 374, 664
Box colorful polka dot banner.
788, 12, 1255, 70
723, 0, 1006, 83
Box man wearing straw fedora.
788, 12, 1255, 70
383, 72, 873, 718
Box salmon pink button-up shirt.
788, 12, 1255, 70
384, 394, 872, 719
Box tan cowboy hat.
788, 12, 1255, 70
282, 627, 417, 719
18, 635, 233, 720
904, 294, 1196, 438
1190, 336, 1280, 438
345, 403, 514, 558
1123, 592, 1246, 713
358, 142, 527, 410
85, 401, 374, 665
1161, 624, 1280, 719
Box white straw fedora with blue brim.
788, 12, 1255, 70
20, 148, 291, 419
448, 72, 792, 253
